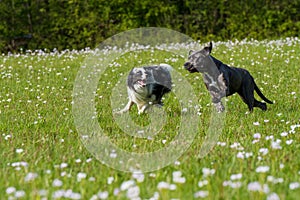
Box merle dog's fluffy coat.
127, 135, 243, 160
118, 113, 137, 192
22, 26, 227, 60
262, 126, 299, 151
117, 64, 172, 114
184, 42, 273, 112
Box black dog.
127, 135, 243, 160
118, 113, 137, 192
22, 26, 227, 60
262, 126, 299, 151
184, 42, 273, 112
116, 64, 172, 114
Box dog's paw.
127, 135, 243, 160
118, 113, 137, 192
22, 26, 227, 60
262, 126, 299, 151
214, 102, 225, 113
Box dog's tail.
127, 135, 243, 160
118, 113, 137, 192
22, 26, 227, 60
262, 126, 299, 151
159, 63, 173, 72
254, 82, 273, 104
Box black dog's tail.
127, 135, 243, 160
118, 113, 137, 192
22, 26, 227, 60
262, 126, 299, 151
254, 82, 273, 104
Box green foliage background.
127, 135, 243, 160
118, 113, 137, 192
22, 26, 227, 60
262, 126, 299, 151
0, 0, 299, 52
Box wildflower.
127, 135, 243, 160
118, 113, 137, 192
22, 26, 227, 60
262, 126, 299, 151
271, 139, 282, 149
253, 122, 260, 126
266, 193, 280, 200
15, 190, 26, 198
132, 171, 144, 183
172, 171, 186, 183
126, 186, 140, 199
289, 182, 300, 190
253, 133, 261, 139
24, 172, 38, 182
198, 180, 208, 187
255, 166, 270, 173
247, 182, 261, 191
77, 172, 87, 182
157, 182, 170, 190
194, 190, 209, 198
52, 179, 63, 187
202, 168, 216, 177
6, 187, 16, 194
286, 140, 293, 145
120, 180, 135, 191
107, 177, 114, 184
259, 148, 269, 156
16, 148, 24, 153
98, 191, 109, 199
280, 132, 288, 137
60, 163, 68, 169
230, 173, 242, 180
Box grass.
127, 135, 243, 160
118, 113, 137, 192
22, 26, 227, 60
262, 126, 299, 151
0, 38, 300, 199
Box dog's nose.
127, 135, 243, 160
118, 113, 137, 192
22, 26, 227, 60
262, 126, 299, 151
184, 62, 190, 68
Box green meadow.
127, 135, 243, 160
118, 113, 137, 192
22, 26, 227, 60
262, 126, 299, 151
0, 38, 299, 199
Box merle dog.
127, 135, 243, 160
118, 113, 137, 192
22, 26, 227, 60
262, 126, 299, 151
116, 64, 172, 114
184, 42, 273, 112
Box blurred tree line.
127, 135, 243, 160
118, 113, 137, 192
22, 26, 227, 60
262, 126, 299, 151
0, 0, 299, 52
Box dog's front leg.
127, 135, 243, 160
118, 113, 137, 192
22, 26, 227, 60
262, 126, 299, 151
115, 100, 134, 114
138, 104, 149, 115
213, 101, 225, 113
209, 91, 225, 113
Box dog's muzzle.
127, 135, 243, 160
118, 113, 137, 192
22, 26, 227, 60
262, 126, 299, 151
184, 62, 197, 73
136, 79, 146, 87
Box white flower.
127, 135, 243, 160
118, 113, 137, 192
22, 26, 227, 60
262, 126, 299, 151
263, 184, 270, 194
253, 133, 261, 139
280, 132, 288, 137
267, 193, 280, 200
253, 122, 260, 126
113, 188, 120, 196
223, 180, 242, 188
157, 182, 171, 190
98, 191, 109, 199
289, 182, 300, 190
230, 173, 242, 180
217, 142, 226, 146
194, 190, 209, 198
126, 186, 140, 199
198, 180, 208, 187
169, 184, 177, 190
259, 148, 269, 156
107, 177, 114, 184
16, 148, 24, 153
52, 179, 63, 187
247, 182, 261, 191
279, 164, 284, 169
173, 177, 186, 184
24, 172, 38, 182
15, 190, 26, 198
77, 172, 87, 182
120, 180, 135, 191
202, 168, 215, 177
286, 140, 293, 145
271, 140, 282, 149
255, 166, 270, 173
172, 171, 186, 183
237, 152, 244, 159
265, 135, 274, 140
132, 171, 144, 183
6, 187, 16, 194
174, 161, 181, 166
60, 163, 68, 169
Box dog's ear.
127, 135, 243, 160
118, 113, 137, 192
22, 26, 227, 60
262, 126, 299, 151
208, 41, 213, 53
203, 42, 213, 55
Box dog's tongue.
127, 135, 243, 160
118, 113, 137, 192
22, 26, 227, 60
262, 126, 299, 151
138, 80, 146, 86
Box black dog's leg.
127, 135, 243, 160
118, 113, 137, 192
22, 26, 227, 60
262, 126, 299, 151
238, 83, 255, 112
254, 99, 267, 111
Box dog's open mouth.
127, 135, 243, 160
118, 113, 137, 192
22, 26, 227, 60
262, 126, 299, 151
136, 79, 146, 87
184, 62, 198, 73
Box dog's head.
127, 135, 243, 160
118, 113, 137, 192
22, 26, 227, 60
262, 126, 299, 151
127, 67, 149, 92
184, 42, 213, 73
